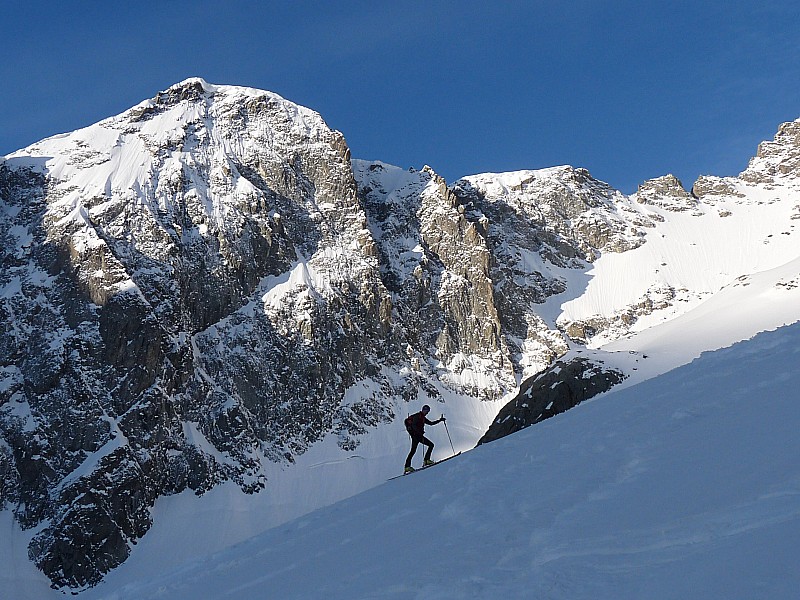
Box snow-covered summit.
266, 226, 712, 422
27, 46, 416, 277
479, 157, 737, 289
741, 118, 800, 186
7, 76, 344, 202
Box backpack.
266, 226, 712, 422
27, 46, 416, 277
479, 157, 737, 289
405, 412, 422, 434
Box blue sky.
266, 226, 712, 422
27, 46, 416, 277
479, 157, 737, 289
2, 1, 799, 193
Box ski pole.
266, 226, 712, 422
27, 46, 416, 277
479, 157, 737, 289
443, 414, 456, 455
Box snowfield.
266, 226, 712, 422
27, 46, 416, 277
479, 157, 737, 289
76, 321, 800, 599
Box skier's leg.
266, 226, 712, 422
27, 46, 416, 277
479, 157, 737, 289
422, 436, 434, 462
405, 437, 420, 468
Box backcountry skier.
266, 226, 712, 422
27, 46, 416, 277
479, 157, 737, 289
404, 405, 445, 474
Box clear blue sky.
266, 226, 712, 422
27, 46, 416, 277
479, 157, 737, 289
2, 1, 799, 193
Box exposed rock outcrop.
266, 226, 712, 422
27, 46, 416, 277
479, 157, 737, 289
741, 119, 800, 186
634, 174, 699, 212
477, 357, 626, 445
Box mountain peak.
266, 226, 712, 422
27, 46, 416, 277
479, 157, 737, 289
741, 118, 800, 186
171, 76, 215, 92
633, 174, 697, 212
158, 78, 292, 103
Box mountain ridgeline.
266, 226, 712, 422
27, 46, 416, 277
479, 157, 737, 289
1, 79, 798, 589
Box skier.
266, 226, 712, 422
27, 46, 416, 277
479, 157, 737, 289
404, 404, 446, 474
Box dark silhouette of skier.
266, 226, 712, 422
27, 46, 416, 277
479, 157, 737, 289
404, 404, 445, 473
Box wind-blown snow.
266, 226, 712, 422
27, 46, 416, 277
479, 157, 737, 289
60, 322, 800, 600
572, 252, 800, 392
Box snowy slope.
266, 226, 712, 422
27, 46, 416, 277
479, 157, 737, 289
602, 254, 800, 386
560, 182, 799, 348
543, 252, 800, 395
76, 321, 800, 600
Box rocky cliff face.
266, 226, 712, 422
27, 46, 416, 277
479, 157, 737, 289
740, 119, 800, 187
1, 81, 799, 590
0, 79, 397, 588
354, 161, 517, 400
635, 174, 699, 213
450, 166, 658, 376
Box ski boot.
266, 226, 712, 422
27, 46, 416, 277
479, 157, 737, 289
424, 459, 435, 467
404, 466, 415, 474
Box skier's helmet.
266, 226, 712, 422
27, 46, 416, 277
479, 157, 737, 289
422, 405, 431, 413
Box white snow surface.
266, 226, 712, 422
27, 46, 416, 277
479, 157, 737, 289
560, 186, 799, 346
42, 321, 800, 600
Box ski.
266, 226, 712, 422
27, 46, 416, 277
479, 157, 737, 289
388, 452, 462, 480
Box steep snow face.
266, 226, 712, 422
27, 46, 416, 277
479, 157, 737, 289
558, 153, 799, 349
